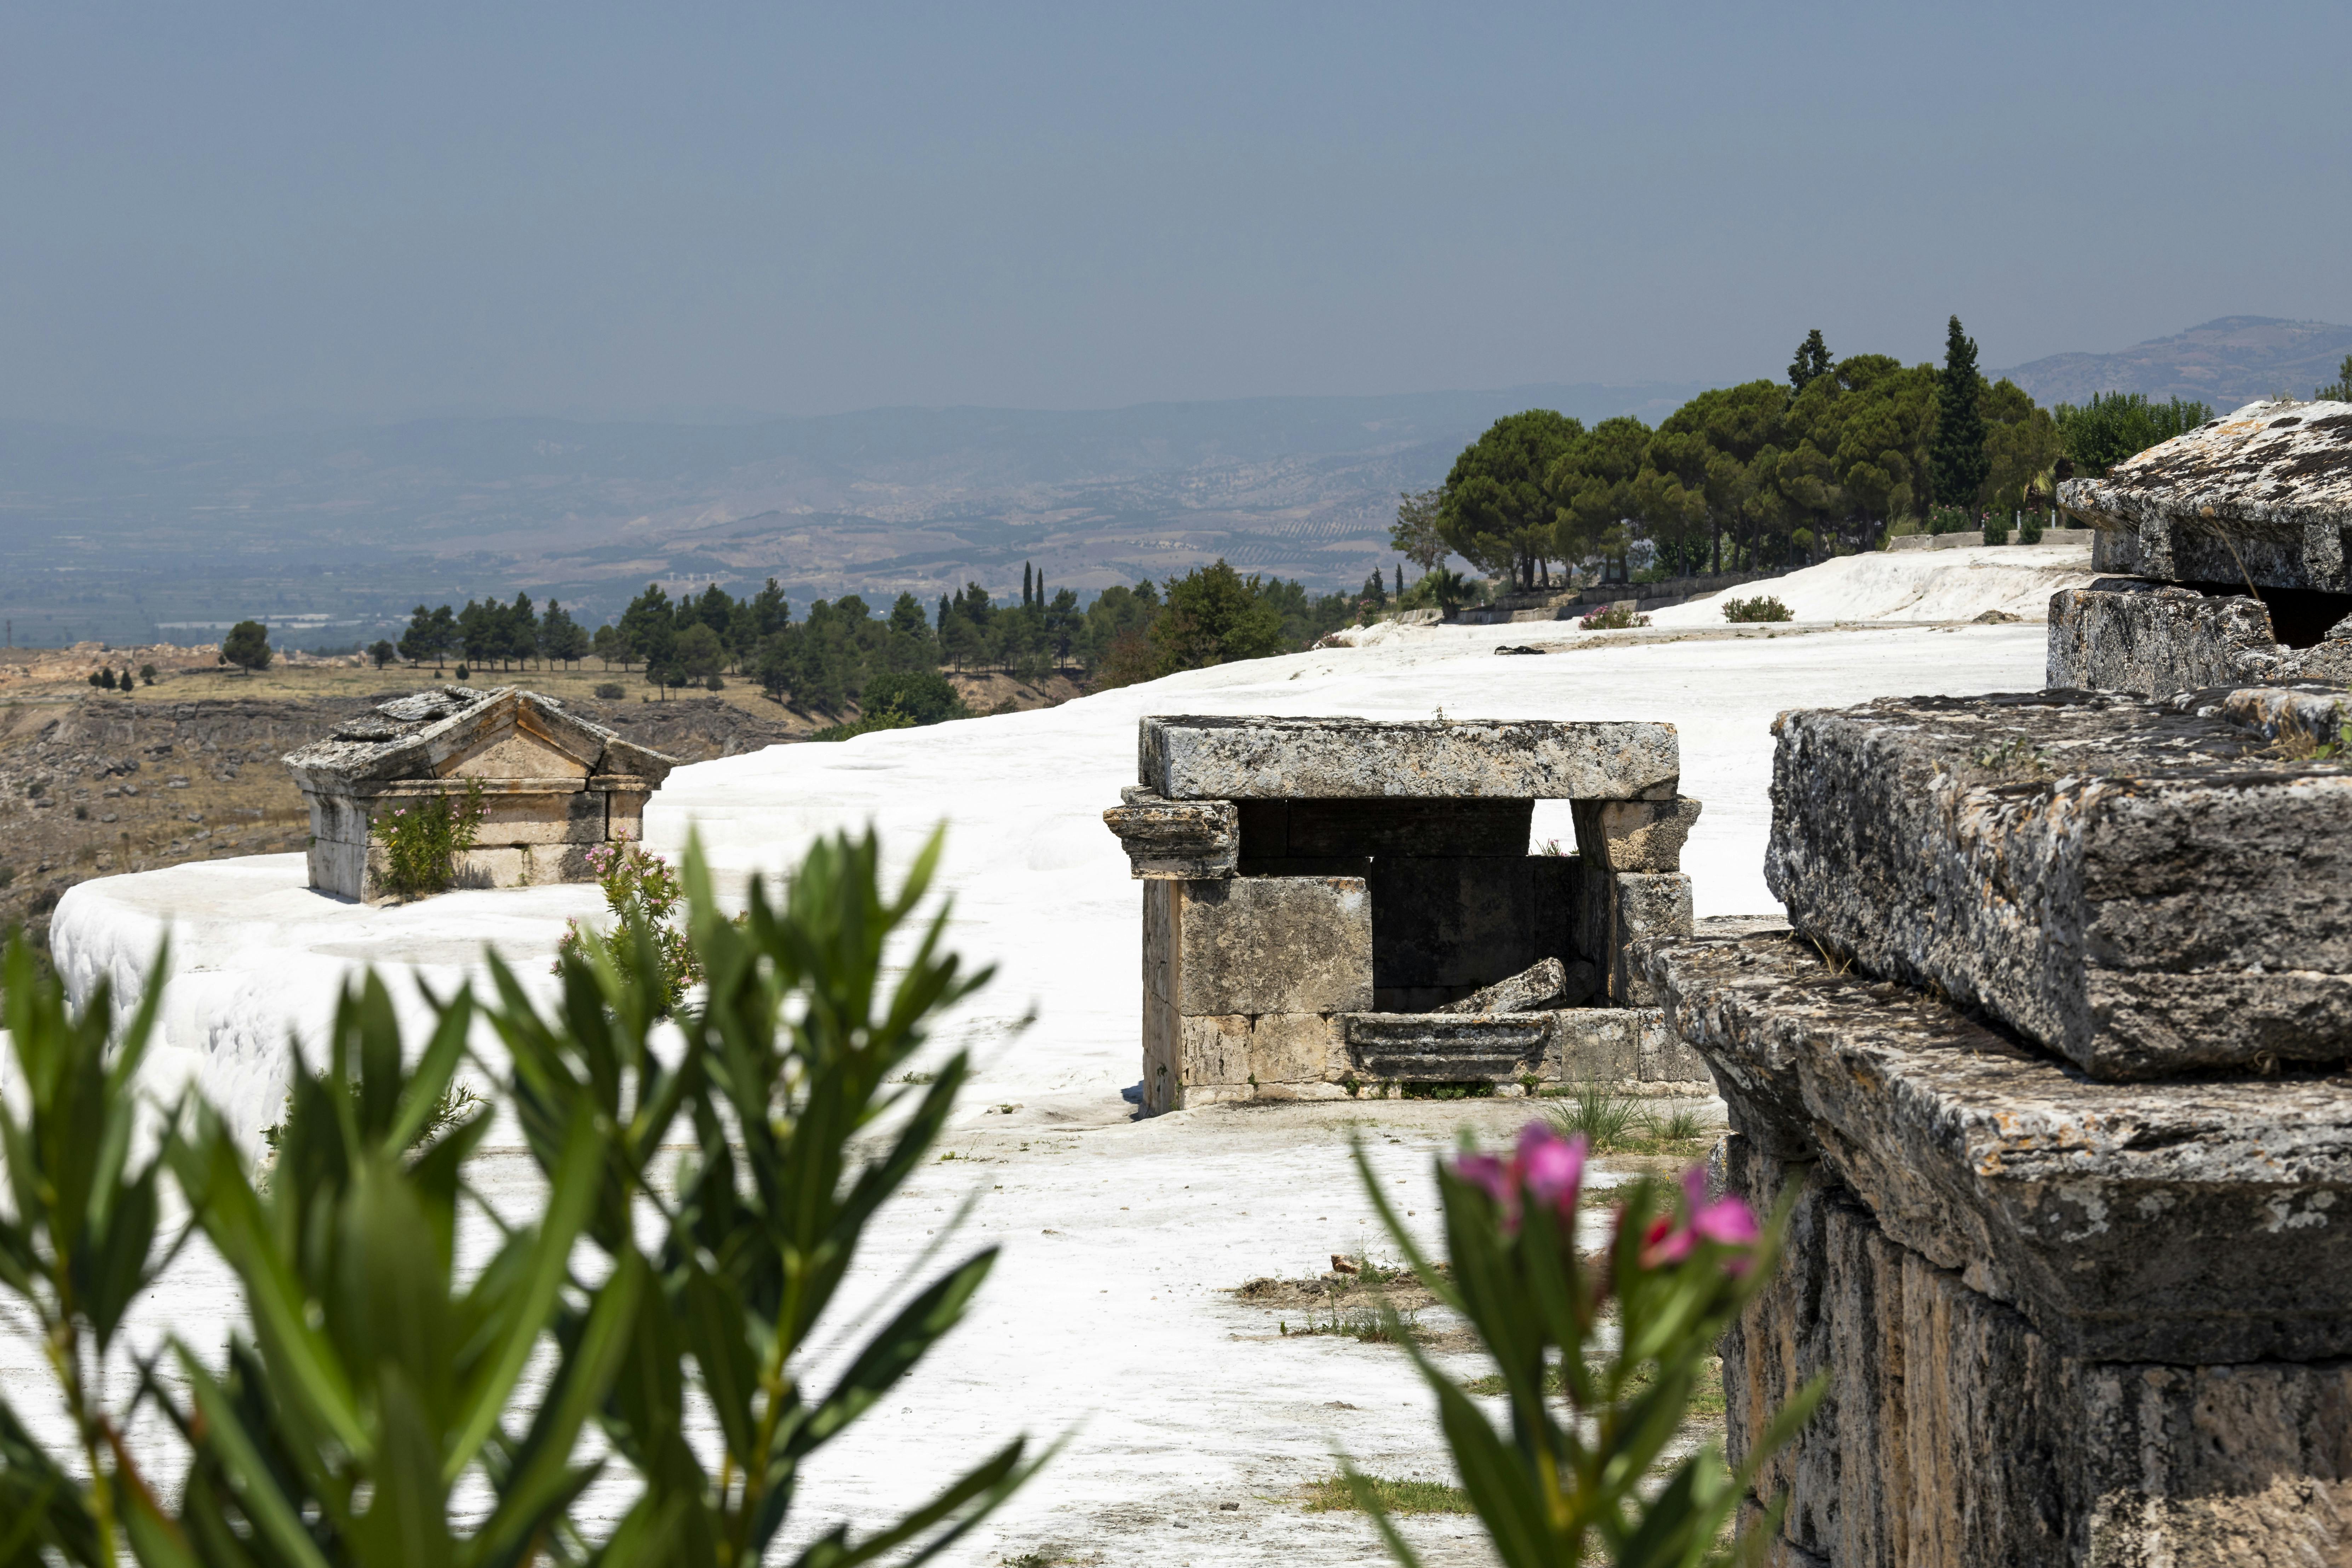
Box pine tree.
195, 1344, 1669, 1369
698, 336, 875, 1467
2317, 354, 2352, 402
1930, 315, 1991, 507
1788, 329, 1832, 393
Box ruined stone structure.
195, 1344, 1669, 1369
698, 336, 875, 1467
1104, 716, 1705, 1112
1645, 686, 2352, 1565
284, 687, 676, 903
2053, 398, 2352, 694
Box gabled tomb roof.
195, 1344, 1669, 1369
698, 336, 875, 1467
282, 686, 677, 789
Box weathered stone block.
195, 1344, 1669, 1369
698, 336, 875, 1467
1636, 1009, 1709, 1082
1161, 876, 1373, 1017
1249, 1011, 1338, 1084
1570, 796, 1704, 872
1644, 933, 2352, 1363
1342, 1012, 1553, 1081
1610, 872, 1693, 1006
1177, 1013, 1252, 1085
1722, 1131, 2352, 1567
2057, 398, 2352, 593
1549, 1008, 1642, 1082
1139, 715, 1680, 800
1435, 957, 1567, 1015
2046, 580, 2281, 695
1766, 688, 2352, 1077
1142, 987, 1178, 1114
1103, 793, 1239, 878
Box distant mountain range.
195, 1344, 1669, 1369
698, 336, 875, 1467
1995, 316, 2352, 409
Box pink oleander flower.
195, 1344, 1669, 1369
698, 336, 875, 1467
1450, 1124, 1588, 1233
1639, 1167, 1760, 1271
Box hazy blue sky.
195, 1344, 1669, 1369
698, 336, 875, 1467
6, 2, 2348, 430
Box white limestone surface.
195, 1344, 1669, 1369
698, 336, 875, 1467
1645, 537, 2094, 626
34, 601, 2066, 1562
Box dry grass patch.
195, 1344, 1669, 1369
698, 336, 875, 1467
1303, 1474, 1475, 1515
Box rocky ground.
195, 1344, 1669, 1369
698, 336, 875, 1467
0, 647, 1080, 959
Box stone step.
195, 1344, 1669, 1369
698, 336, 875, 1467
1641, 930, 2352, 1362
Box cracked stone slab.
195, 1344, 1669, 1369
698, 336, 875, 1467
1137, 715, 1679, 800
1434, 957, 1566, 1015
2058, 397, 2352, 591
1766, 687, 2352, 1078
1640, 932, 2352, 1362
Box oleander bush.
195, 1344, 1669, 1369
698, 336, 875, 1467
0, 828, 1040, 1566
1346, 1124, 1823, 1567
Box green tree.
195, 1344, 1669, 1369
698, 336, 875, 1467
619, 583, 679, 693
2053, 392, 2213, 477
1439, 410, 1583, 590
2316, 353, 2352, 401
862, 668, 966, 724
1147, 560, 1285, 675
222, 620, 271, 673
367, 639, 397, 669
398, 605, 457, 669
1548, 417, 1653, 580
1787, 328, 1832, 393
676, 622, 727, 685
1389, 487, 1449, 574
537, 600, 591, 668
1930, 315, 1990, 507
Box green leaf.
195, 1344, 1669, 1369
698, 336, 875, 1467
446, 1104, 603, 1482
175, 1346, 337, 1568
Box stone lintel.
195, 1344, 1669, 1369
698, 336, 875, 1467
1642, 932, 2352, 1363
1138, 714, 1679, 800
1767, 688, 2352, 1078
1102, 794, 1238, 879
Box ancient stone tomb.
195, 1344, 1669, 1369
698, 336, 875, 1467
283, 686, 676, 902
1646, 686, 2352, 1566
2053, 397, 2352, 694
1103, 715, 1705, 1113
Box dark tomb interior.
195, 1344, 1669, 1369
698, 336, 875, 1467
1234, 798, 1582, 1010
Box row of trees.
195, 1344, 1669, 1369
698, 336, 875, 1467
396, 595, 594, 670
395, 561, 1363, 713
1408, 318, 2066, 590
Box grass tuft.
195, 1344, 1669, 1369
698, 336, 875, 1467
1303, 1475, 1475, 1515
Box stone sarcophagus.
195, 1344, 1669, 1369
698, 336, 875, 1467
1106, 716, 1704, 1113
283, 686, 677, 903
1647, 684, 2352, 1566
2052, 398, 2352, 695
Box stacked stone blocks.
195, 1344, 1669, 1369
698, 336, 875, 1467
1109, 716, 1706, 1113
1647, 684, 2352, 1565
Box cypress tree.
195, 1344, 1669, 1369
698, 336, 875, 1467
1394, 564, 1403, 597
1930, 315, 1991, 507
1788, 329, 1832, 392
